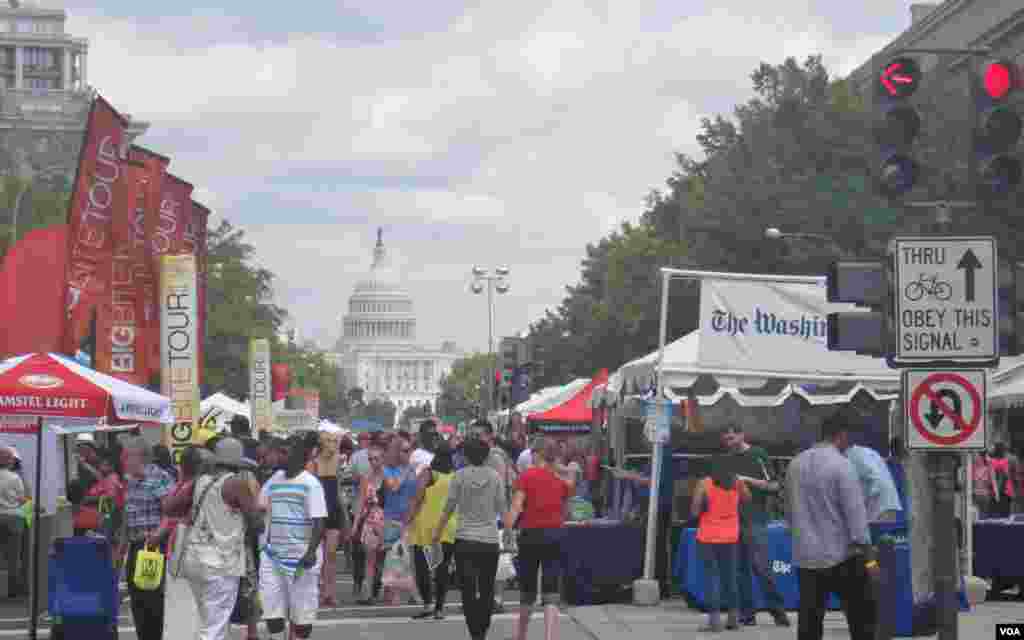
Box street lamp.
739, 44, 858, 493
763, 227, 837, 244
470, 265, 511, 417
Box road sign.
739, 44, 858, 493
903, 369, 987, 451
893, 236, 997, 364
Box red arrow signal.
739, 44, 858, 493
879, 57, 921, 99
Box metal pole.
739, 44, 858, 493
931, 452, 959, 640
29, 416, 43, 640
961, 452, 973, 578
642, 271, 671, 587
487, 277, 494, 417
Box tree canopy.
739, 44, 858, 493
524, 53, 1023, 392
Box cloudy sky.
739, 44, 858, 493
58, 0, 917, 353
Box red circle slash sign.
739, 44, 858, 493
909, 372, 982, 446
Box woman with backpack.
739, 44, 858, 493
690, 456, 750, 632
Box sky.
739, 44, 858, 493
56, 0, 919, 354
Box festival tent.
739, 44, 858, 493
0, 352, 173, 638
526, 370, 609, 435
200, 392, 250, 421
514, 379, 590, 416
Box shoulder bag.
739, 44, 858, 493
168, 474, 221, 579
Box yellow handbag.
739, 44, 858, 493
133, 545, 165, 591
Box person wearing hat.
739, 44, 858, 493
0, 447, 27, 598
68, 434, 102, 535
179, 437, 262, 640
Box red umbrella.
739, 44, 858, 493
0, 353, 172, 638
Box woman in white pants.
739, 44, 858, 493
181, 439, 261, 640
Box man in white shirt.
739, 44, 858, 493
260, 432, 327, 640
410, 420, 438, 472
0, 447, 26, 597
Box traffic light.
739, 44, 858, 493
873, 56, 922, 197
826, 261, 890, 356
973, 59, 1022, 197
499, 337, 521, 388
999, 262, 1024, 357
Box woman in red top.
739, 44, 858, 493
690, 457, 749, 632
505, 437, 573, 640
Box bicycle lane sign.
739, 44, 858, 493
893, 236, 997, 363
903, 370, 987, 451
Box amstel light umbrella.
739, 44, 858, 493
0, 353, 172, 640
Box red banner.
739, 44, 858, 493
95, 160, 145, 383
145, 173, 191, 380
63, 96, 128, 356
188, 201, 210, 386
128, 146, 169, 385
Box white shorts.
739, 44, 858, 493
259, 553, 320, 625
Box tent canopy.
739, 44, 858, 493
201, 392, 250, 420
529, 369, 609, 424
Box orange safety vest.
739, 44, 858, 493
696, 478, 741, 544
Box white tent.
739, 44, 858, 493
200, 392, 250, 422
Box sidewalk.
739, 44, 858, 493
566, 600, 1024, 639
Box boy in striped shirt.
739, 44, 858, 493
260, 432, 327, 640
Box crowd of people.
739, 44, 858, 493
56, 414, 590, 640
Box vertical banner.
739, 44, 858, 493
148, 174, 192, 383
186, 201, 210, 389
249, 338, 273, 433
97, 160, 145, 383
128, 146, 169, 387
64, 96, 128, 357
159, 254, 199, 461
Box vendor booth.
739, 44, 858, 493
587, 272, 915, 611
0, 353, 173, 640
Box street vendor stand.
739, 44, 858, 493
0, 353, 173, 640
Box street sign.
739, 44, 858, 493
893, 236, 997, 364
903, 369, 987, 451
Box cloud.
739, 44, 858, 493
69, 1, 914, 353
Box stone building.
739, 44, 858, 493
0, 0, 147, 196
329, 229, 462, 425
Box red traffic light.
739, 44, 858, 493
983, 61, 1014, 100
878, 57, 921, 99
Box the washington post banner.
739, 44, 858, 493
64, 96, 128, 357
96, 160, 145, 383
159, 254, 199, 461
249, 338, 273, 433
128, 146, 169, 385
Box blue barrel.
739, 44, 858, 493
871, 522, 967, 637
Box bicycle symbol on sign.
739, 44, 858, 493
903, 274, 952, 302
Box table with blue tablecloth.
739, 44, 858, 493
673, 521, 839, 611
560, 520, 644, 606
973, 519, 1024, 588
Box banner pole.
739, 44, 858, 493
29, 416, 43, 640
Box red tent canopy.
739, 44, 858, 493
528, 369, 609, 424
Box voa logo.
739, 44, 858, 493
772, 560, 792, 575
997, 623, 1023, 637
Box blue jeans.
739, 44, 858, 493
699, 541, 737, 612
737, 522, 785, 616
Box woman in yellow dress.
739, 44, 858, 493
405, 441, 458, 620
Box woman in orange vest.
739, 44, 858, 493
691, 457, 750, 632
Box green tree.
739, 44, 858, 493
203, 220, 287, 398
437, 353, 496, 419
270, 340, 344, 421
0, 177, 71, 258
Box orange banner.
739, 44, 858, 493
95, 160, 145, 382
129, 146, 169, 385
63, 96, 128, 357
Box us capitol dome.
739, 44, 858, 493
330, 228, 462, 421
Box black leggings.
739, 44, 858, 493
413, 543, 455, 610
455, 539, 500, 639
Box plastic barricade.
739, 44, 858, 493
48, 536, 119, 637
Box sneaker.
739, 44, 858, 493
739, 615, 756, 626
770, 610, 791, 627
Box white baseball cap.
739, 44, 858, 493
76, 433, 96, 444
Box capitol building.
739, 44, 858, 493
329, 229, 462, 421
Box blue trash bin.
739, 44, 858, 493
871, 522, 967, 637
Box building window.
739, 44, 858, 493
16, 20, 31, 34
26, 77, 56, 89
24, 47, 56, 69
